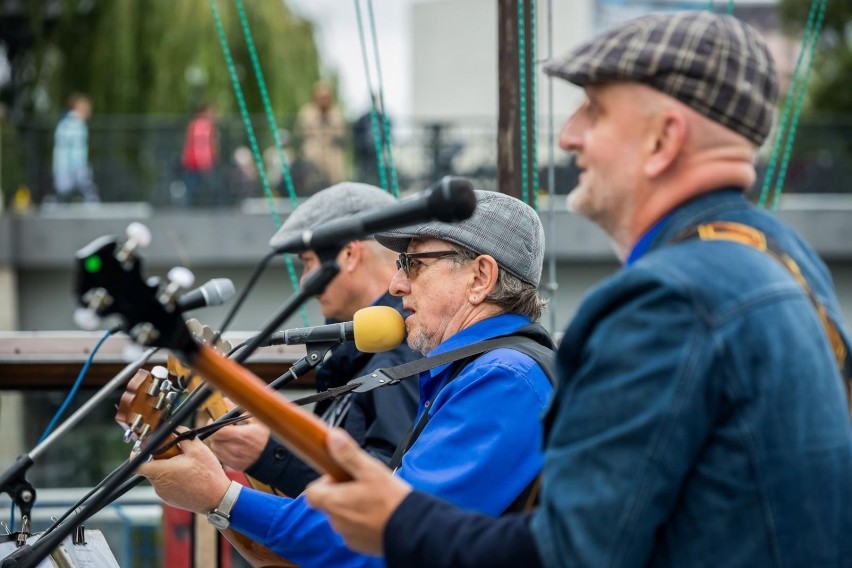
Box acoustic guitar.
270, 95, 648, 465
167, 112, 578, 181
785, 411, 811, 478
114, 357, 296, 568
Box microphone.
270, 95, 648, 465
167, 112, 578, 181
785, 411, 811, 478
271, 176, 477, 253
260, 305, 406, 353
177, 278, 236, 311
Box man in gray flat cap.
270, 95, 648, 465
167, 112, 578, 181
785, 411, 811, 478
205, 183, 421, 496
137, 188, 555, 567
304, 11, 852, 567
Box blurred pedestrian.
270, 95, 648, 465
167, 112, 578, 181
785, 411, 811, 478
181, 103, 221, 206
51, 93, 99, 204
295, 81, 346, 194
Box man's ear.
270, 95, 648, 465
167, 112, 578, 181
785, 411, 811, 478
468, 255, 499, 305
340, 241, 363, 273
644, 109, 687, 179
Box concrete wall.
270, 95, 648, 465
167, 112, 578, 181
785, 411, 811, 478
411, 0, 592, 121
4, 194, 852, 336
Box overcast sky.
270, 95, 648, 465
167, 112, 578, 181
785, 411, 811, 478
285, 0, 416, 119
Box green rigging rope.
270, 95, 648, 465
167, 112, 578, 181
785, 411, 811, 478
705, 0, 735, 14
209, 0, 308, 325
235, 0, 299, 210
366, 0, 399, 197
530, 0, 538, 212
353, 0, 390, 193
518, 0, 530, 206
757, 0, 821, 209
770, 0, 827, 214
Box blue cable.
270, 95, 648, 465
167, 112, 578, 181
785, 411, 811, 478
38, 328, 113, 444
9, 328, 114, 531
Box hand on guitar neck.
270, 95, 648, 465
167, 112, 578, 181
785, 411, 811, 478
134, 428, 232, 515
207, 416, 270, 473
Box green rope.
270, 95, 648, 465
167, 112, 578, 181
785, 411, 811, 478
235, 0, 299, 210
757, 0, 820, 209
518, 0, 529, 206
706, 0, 734, 14
530, 0, 538, 212
353, 0, 389, 192
770, 0, 827, 214
209, 0, 308, 325
366, 0, 399, 197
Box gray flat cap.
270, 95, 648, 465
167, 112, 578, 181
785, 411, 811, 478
544, 11, 778, 145
269, 182, 396, 248
375, 190, 544, 286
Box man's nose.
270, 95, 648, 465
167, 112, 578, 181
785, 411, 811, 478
389, 268, 410, 297
559, 108, 586, 152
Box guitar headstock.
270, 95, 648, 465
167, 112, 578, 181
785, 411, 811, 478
115, 366, 181, 458
74, 225, 196, 356
115, 319, 234, 456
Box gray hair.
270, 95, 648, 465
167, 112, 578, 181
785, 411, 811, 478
451, 245, 547, 321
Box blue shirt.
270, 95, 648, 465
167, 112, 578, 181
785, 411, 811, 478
229, 313, 553, 567
52, 110, 89, 179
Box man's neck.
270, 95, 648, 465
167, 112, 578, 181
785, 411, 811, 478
620, 160, 755, 259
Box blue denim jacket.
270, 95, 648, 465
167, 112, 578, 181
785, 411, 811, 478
532, 189, 852, 567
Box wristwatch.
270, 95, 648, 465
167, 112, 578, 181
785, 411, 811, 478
207, 481, 242, 530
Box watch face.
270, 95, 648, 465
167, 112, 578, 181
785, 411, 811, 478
207, 511, 229, 530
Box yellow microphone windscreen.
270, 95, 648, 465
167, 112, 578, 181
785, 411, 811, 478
352, 305, 406, 353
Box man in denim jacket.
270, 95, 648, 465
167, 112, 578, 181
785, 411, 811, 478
306, 11, 852, 567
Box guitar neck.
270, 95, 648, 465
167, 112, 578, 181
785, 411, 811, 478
188, 344, 350, 482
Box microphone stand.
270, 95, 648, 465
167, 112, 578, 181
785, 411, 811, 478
0, 347, 157, 549
2, 256, 342, 568
34, 348, 333, 546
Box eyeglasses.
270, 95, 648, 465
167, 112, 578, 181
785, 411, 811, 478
396, 250, 460, 276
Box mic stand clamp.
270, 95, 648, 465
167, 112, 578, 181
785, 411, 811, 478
0, 455, 35, 547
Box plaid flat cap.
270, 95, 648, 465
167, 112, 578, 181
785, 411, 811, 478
544, 11, 778, 145
375, 190, 545, 286
269, 182, 396, 248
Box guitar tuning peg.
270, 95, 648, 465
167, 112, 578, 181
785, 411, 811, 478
158, 266, 195, 308
167, 266, 195, 289
116, 223, 152, 265
73, 307, 101, 331
122, 343, 145, 362
126, 222, 152, 248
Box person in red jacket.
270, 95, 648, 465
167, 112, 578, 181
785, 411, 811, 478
181, 103, 220, 206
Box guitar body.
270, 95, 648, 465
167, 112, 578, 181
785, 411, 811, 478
116, 351, 295, 567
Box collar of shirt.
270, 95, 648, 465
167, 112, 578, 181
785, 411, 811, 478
626, 213, 674, 267
424, 313, 532, 379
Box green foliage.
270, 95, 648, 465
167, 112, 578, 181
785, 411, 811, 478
778, 0, 852, 112
27, 0, 323, 116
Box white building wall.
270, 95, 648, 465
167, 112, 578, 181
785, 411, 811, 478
412, 0, 595, 122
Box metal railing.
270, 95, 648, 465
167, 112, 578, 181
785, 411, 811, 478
3, 114, 852, 207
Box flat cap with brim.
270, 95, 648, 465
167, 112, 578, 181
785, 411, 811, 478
544, 11, 778, 146
375, 190, 545, 287
269, 182, 396, 248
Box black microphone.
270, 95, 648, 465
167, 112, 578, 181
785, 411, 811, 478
177, 278, 236, 311
271, 176, 477, 254
257, 306, 406, 353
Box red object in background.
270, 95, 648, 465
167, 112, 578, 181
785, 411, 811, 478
162, 470, 257, 567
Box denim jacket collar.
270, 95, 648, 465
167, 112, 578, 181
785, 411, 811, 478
631, 188, 748, 264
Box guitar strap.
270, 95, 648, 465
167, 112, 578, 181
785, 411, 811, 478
676, 221, 852, 415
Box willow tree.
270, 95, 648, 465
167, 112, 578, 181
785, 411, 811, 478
778, 0, 852, 112
20, 0, 322, 116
